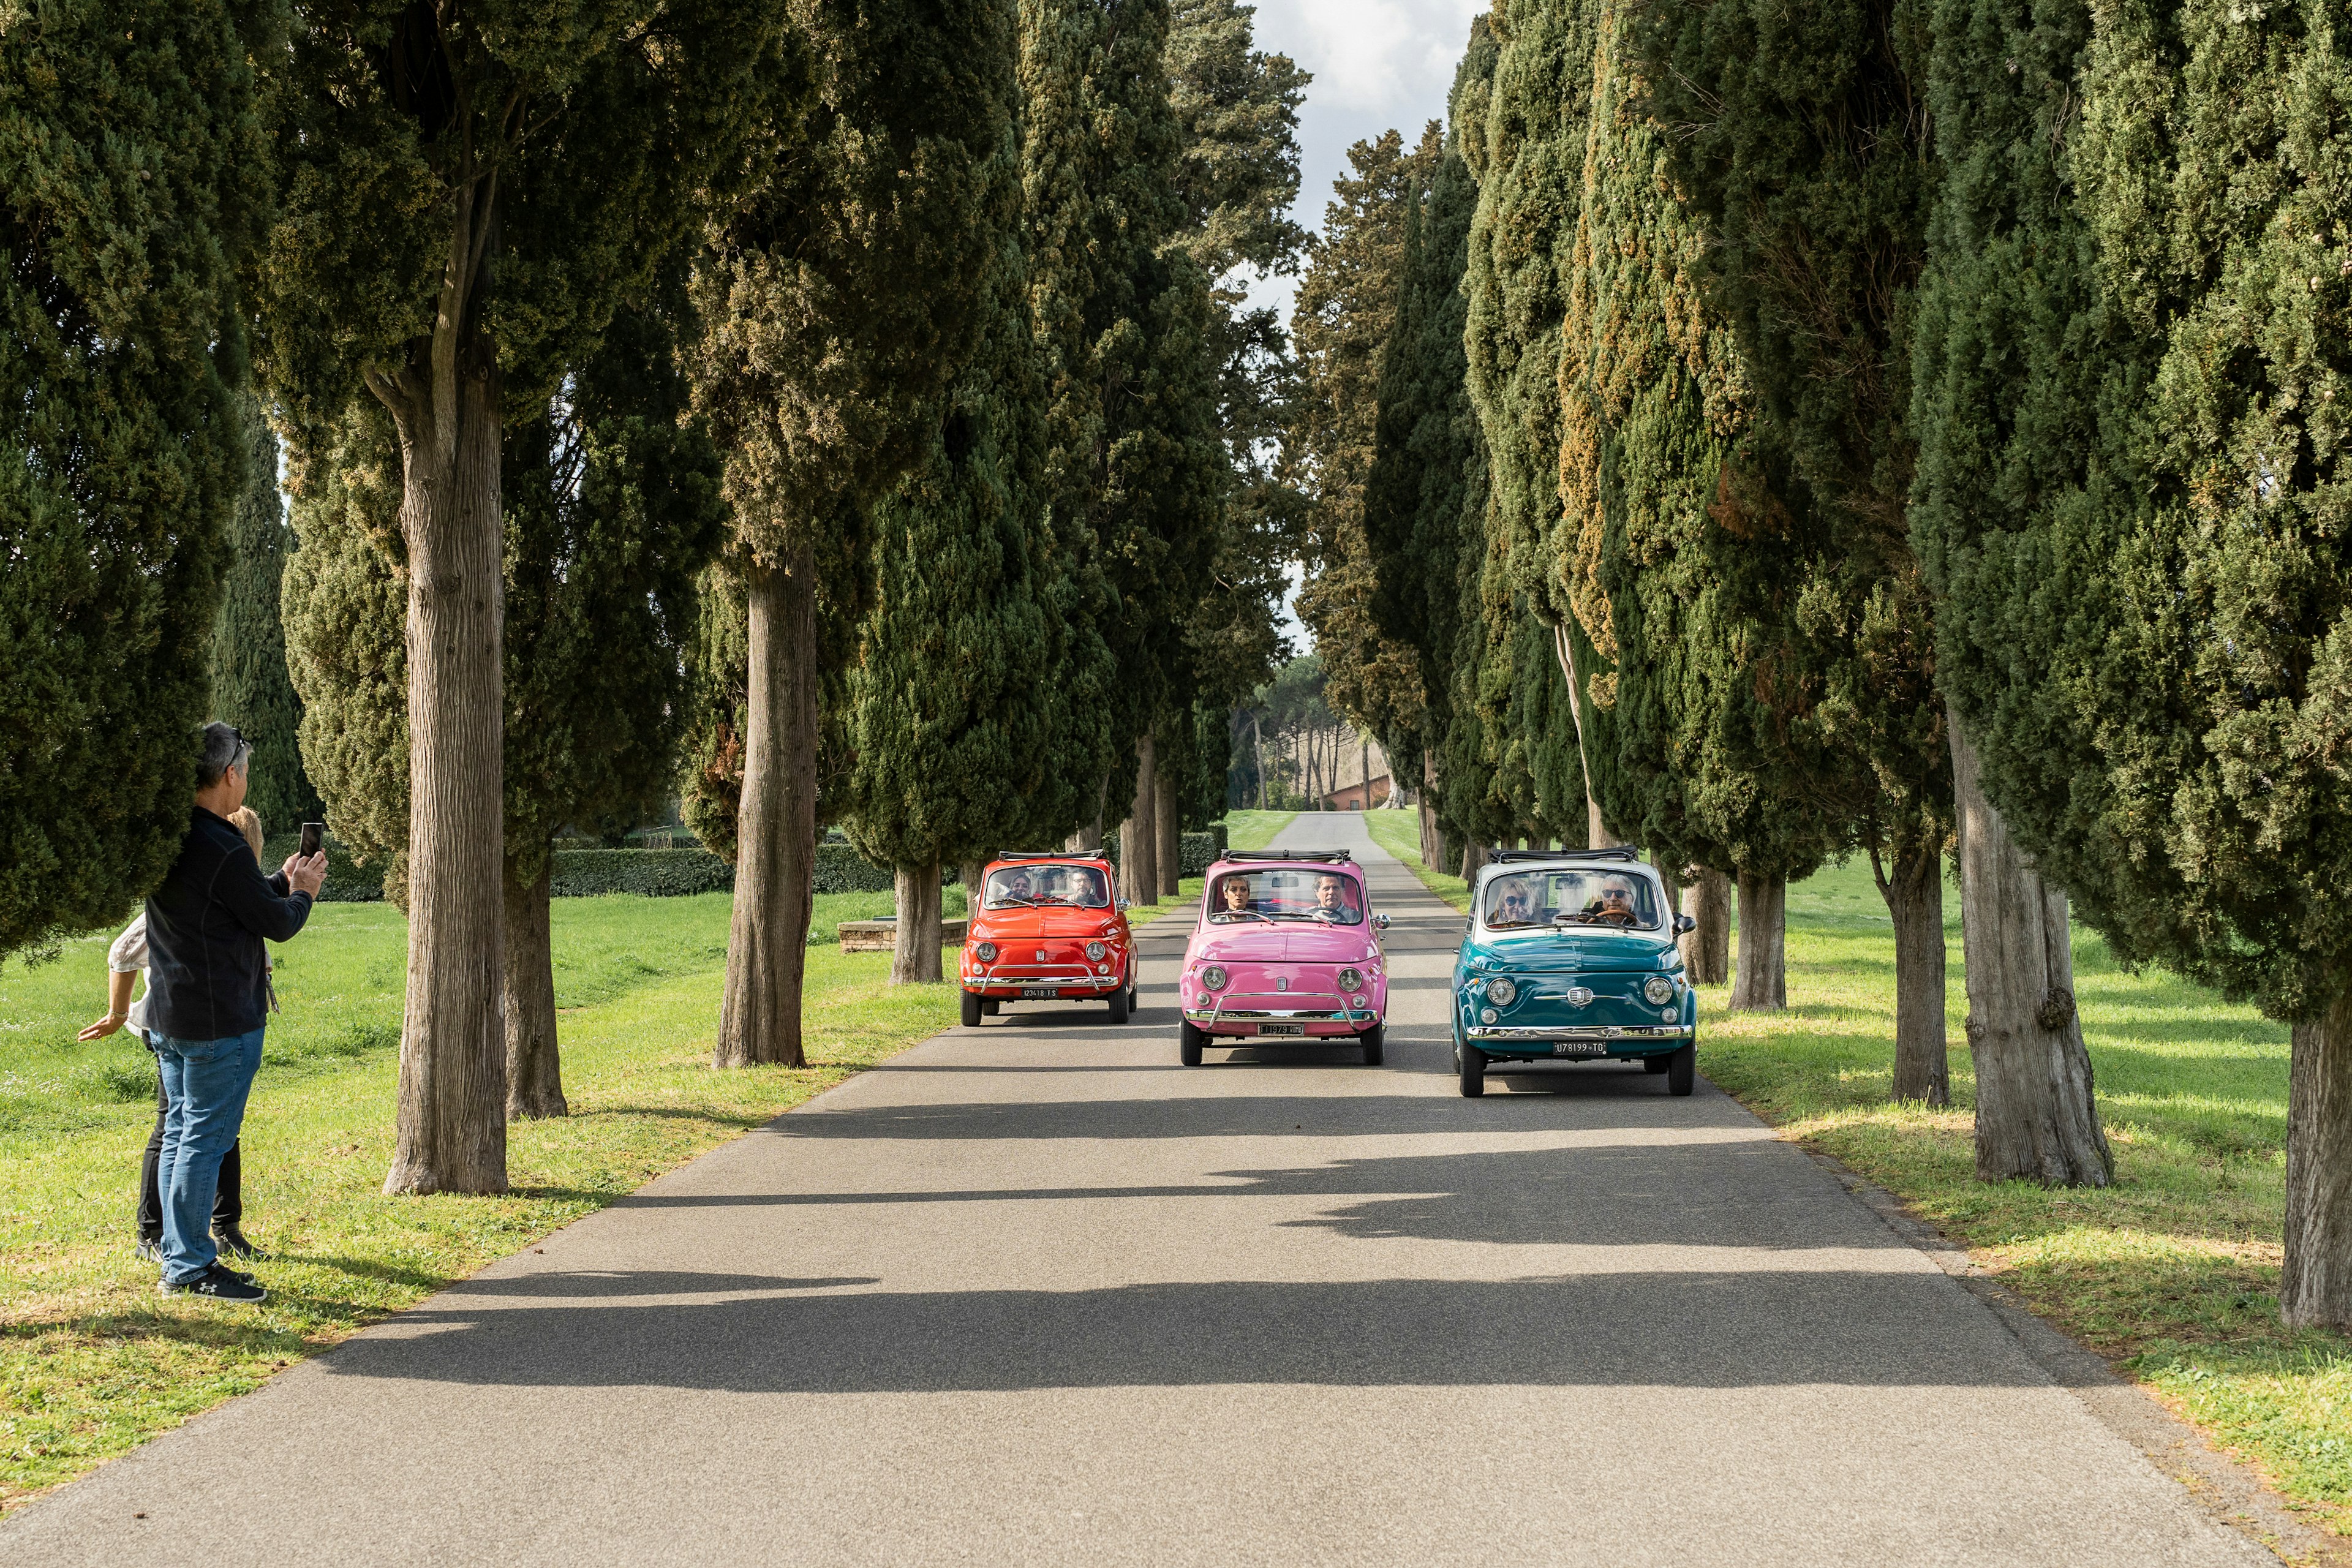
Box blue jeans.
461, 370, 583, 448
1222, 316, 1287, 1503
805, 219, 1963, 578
151, 1028, 265, 1284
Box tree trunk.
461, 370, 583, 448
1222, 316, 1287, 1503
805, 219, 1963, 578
1680, 867, 1730, 985
2283, 986, 2352, 1328
1156, 753, 1181, 897
1360, 736, 1371, 807
1550, 620, 1608, 851
1729, 872, 1786, 1011
502, 863, 565, 1120
959, 858, 987, 914
1653, 853, 1681, 930
380, 334, 508, 1197
715, 552, 818, 1068
890, 862, 943, 985
1459, 840, 1485, 883
1419, 750, 1442, 869
1120, 733, 1158, 905
1251, 712, 1265, 810
1950, 705, 2110, 1185
1066, 784, 1103, 853
1875, 842, 1950, 1106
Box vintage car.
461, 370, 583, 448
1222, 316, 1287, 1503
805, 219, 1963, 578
959, 853, 1137, 1027
1177, 850, 1392, 1066
1452, 848, 1698, 1098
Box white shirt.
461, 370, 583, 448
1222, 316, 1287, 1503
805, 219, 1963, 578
110, 910, 271, 1036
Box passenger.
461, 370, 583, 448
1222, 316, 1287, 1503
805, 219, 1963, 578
1490, 881, 1537, 926
1216, 877, 1253, 919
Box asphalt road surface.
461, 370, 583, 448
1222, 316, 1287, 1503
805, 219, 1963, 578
1, 814, 2272, 1566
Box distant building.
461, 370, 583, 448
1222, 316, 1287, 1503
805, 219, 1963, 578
1324, 774, 1392, 811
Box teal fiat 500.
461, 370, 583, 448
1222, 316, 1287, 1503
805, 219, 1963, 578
1450, 848, 1698, 1098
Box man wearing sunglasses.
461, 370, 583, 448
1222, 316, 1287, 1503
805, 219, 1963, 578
141, 723, 327, 1303
1587, 877, 1640, 927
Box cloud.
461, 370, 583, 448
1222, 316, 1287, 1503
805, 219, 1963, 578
1264, 0, 1484, 111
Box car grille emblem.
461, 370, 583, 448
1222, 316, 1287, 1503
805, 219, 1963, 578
1035, 949, 1047, 962
1567, 986, 1595, 1006
1275, 976, 1289, 992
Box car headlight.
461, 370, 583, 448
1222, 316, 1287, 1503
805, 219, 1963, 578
1485, 976, 1517, 1007
1337, 967, 1363, 992
974, 941, 997, 963
1086, 940, 1107, 961
1644, 975, 1676, 1006
1201, 965, 1228, 990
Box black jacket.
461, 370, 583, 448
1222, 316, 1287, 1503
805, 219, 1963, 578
144, 808, 313, 1042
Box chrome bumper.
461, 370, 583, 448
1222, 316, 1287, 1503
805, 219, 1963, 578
1189, 988, 1376, 1027
1468, 1024, 1691, 1044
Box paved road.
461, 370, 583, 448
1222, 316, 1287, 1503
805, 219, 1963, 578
2, 814, 2269, 1566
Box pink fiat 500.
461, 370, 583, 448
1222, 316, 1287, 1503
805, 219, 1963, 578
1177, 850, 1392, 1066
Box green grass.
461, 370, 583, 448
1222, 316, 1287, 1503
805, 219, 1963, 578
1356, 824, 2351, 1533
1219, 810, 1295, 851
0, 889, 965, 1513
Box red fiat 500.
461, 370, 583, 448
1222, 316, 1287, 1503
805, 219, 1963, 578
959, 854, 1138, 1027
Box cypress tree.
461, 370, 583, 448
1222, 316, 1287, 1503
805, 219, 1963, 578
690, 0, 1018, 1067
1916, 0, 2350, 1302
284, 301, 726, 1116
258, 0, 783, 1191
840, 172, 1052, 984
1461, 0, 1606, 843
0, 0, 269, 958
211, 391, 322, 838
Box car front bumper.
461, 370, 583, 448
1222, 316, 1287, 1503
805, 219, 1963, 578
1468, 1023, 1692, 1055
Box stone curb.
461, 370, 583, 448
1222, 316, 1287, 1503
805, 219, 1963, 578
1796, 1141, 2348, 1567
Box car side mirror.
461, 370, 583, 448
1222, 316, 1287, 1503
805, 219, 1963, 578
1673, 914, 1696, 935
1117, 899, 1131, 911
1374, 913, 1391, 930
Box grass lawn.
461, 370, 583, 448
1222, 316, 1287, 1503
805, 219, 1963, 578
1218, 809, 1295, 851
1362, 811, 2351, 1535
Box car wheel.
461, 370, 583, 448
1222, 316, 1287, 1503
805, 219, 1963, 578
1107, 985, 1130, 1025
1179, 1018, 1205, 1066
1458, 1036, 1487, 1098
982, 998, 1000, 1017
1360, 1023, 1385, 1066
1644, 1054, 1671, 1074
960, 990, 982, 1028
1666, 1040, 1697, 1097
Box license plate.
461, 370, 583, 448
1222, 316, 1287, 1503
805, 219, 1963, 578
1551, 1041, 1608, 1058
1020, 986, 1060, 999
1255, 1022, 1305, 1037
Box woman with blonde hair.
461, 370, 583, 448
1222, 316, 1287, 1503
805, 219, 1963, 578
81, 805, 272, 1262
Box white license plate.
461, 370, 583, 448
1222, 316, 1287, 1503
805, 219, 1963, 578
1551, 1041, 1609, 1058
1021, 986, 1060, 999
1255, 1022, 1306, 1037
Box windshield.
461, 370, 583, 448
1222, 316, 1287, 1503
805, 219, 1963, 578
1207, 867, 1365, 925
985, 863, 1109, 909
1482, 867, 1663, 931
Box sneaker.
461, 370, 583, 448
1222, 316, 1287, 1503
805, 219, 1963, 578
159, 1265, 266, 1303
214, 1226, 266, 1261
133, 1237, 161, 1264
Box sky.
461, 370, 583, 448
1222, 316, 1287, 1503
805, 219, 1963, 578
1242, 0, 1487, 655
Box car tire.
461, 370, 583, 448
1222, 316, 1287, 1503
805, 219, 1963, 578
960, 990, 982, 1028
1458, 1036, 1486, 1098
982, 998, 1000, 1017
1666, 1040, 1697, 1097
1360, 1023, 1385, 1066
1179, 1018, 1205, 1066
1644, 1054, 1671, 1074
1107, 985, 1130, 1025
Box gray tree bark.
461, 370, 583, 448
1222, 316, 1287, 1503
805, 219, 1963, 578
374, 218, 508, 1192
891, 861, 943, 984
1950, 706, 2110, 1185
1419, 750, 1442, 869
502, 864, 565, 1120
1252, 711, 1266, 810
715, 551, 818, 1068
1681, 867, 1731, 985
959, 858, 987, 913
1459, 840, 1486, 883
1874, 842, 1950, 1106
1156, 752, 1181, 897
1549, 620, 1607, 851
1653, 853, 1682, 931
2283, 986, 2352, 1328
1729, 872, 1787, 1011
1120, 733, 1158, 905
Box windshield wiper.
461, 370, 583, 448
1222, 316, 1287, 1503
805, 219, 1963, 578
992, 896, 1037, 908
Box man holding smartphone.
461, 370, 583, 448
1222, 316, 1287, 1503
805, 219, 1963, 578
141, 723, 327, 1302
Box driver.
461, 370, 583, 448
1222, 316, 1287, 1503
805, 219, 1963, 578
1588, 876, 1639, 926
1311, 873, 1361, 924
1216, 876, 1253, 917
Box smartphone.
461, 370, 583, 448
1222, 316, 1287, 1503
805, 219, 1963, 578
299, 821, 324, 858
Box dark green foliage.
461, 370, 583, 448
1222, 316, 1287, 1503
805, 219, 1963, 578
1629, 0, 1945, 875
210, 391, 321, 837
0, 0, 271, 956
1913, 0, 2352, 1022
283, 303, 723, 899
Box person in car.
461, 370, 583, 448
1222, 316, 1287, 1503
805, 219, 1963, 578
1213, 876, 1255, 919
1489, 880, 1537, 926
1311, 874, 1362, 924
1583, 876, 1640, 926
